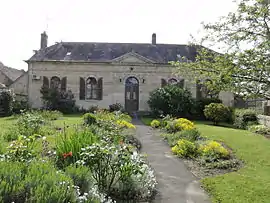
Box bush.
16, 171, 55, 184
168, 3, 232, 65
165, 118, 195, 133
193, 98, 222, 119
175, 128, 202, 142
233, 108, 258, 129
65, 164, 93, 194
204, 103, 231, 125
12, 100, 29, 114
109, 103, 123, 112
83, 113, 97, 125
0, 161, 77, 203
148, 85, 193, 117
150, 119, 160, 128
171, 139, 198, 158
198, 141, 230, 162
248, 124, 270, 135
78, 143, 157, 201
0, 90, 14, 116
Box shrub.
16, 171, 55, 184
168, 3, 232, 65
109, 103, 123, 112
150, 119, 160, 128
175, 128, 202, 142
83, 113, 97, 125
78, 143, 157, 201
148, 85, 193, 117
248, 124, 270, 135
0, 90, 14, 116
171, 139, 198, 158
116, 119, 136, 129
0, 161, 77, 203
12, 99, 29, 114
193, 98, 222, 119
233, 108, 258, 129
88, 105, 99, 113
3, 127, 20, 141
165, 118, 195, 133
65, 164, 93, 194
16, 111, 45, 137
198, 141, 230, 162
204, 103, 231, 125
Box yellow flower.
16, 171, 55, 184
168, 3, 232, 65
116, 120, 136, 129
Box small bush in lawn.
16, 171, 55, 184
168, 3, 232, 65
0, 90, 14, 116
109, 103, 123, 112
3, 127, 20, 141
193, 98, 222, 119
83, 113, 97, 125
171, 139, 198, 158
12, 99, 29, 114
150, 119, 160, 128
198, 141, 230, 162
248, 124, 270, 135
204, 103, 231, 125
233, 108, 258, 129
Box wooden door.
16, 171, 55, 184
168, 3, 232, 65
125, 77, 139, 113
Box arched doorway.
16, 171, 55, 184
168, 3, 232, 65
125, 76, 139, 113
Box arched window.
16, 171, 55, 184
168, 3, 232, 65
50, 76, 61, 89
168, 78, 178, 85
86, 77, 98, 100
79, 77, 103, 100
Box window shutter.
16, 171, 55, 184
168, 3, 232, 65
161, 78, 167, 87
61, 77, 67, 91
43, 76, 49, 88
79, 77, 85, 100
177, 79, 185, 88
97, 78, 103, 100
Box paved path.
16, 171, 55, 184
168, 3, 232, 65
133, 120, 210, 203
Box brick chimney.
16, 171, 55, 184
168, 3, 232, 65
152, 33, 156, 45
40, 31, 48, 49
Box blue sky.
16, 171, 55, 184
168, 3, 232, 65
0, 0, 236, 70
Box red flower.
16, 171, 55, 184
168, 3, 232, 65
62, 151, 73, 159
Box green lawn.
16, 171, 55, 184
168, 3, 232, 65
141, 117, 270, 203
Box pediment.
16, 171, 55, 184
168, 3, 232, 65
112, 52, 155, 64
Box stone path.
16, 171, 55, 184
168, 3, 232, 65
133, 119, 210, 203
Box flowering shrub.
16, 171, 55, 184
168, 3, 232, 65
171, 139, 198, 158
116, 119, 136, 129
165, 118, 195, 133
150, 119, 160, 128
78, 143, 157, 201
83, 113, 97, 125
248, 124, 270, 135
199, 141, 230, 161
204, 103, 231, 125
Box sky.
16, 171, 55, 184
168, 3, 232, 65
0, 0, 237, 70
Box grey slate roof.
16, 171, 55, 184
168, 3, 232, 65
0, 62, 25, 81
28, 42, 201, 63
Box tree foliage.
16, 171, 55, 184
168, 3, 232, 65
173, 0, 270, 99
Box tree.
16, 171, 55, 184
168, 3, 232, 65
173, 0, 270, 99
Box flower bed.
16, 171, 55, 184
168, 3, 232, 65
0, 110, 157, 202
150, 116, 242, 178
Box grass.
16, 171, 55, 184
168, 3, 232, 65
0, 115, 83, 153
141, 117, 270, 203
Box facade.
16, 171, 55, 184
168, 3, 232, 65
26, 32, 234, 112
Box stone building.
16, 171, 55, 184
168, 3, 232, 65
25, 32, 234, 112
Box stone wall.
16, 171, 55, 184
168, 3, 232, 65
257, 115, 270, 127
27, 61, 197, 110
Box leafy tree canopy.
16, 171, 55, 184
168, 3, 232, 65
173, 0, 270, 99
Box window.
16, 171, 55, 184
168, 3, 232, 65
80, 77, 103, 100
50, 76, 61, 89
161, 78, 185, 88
